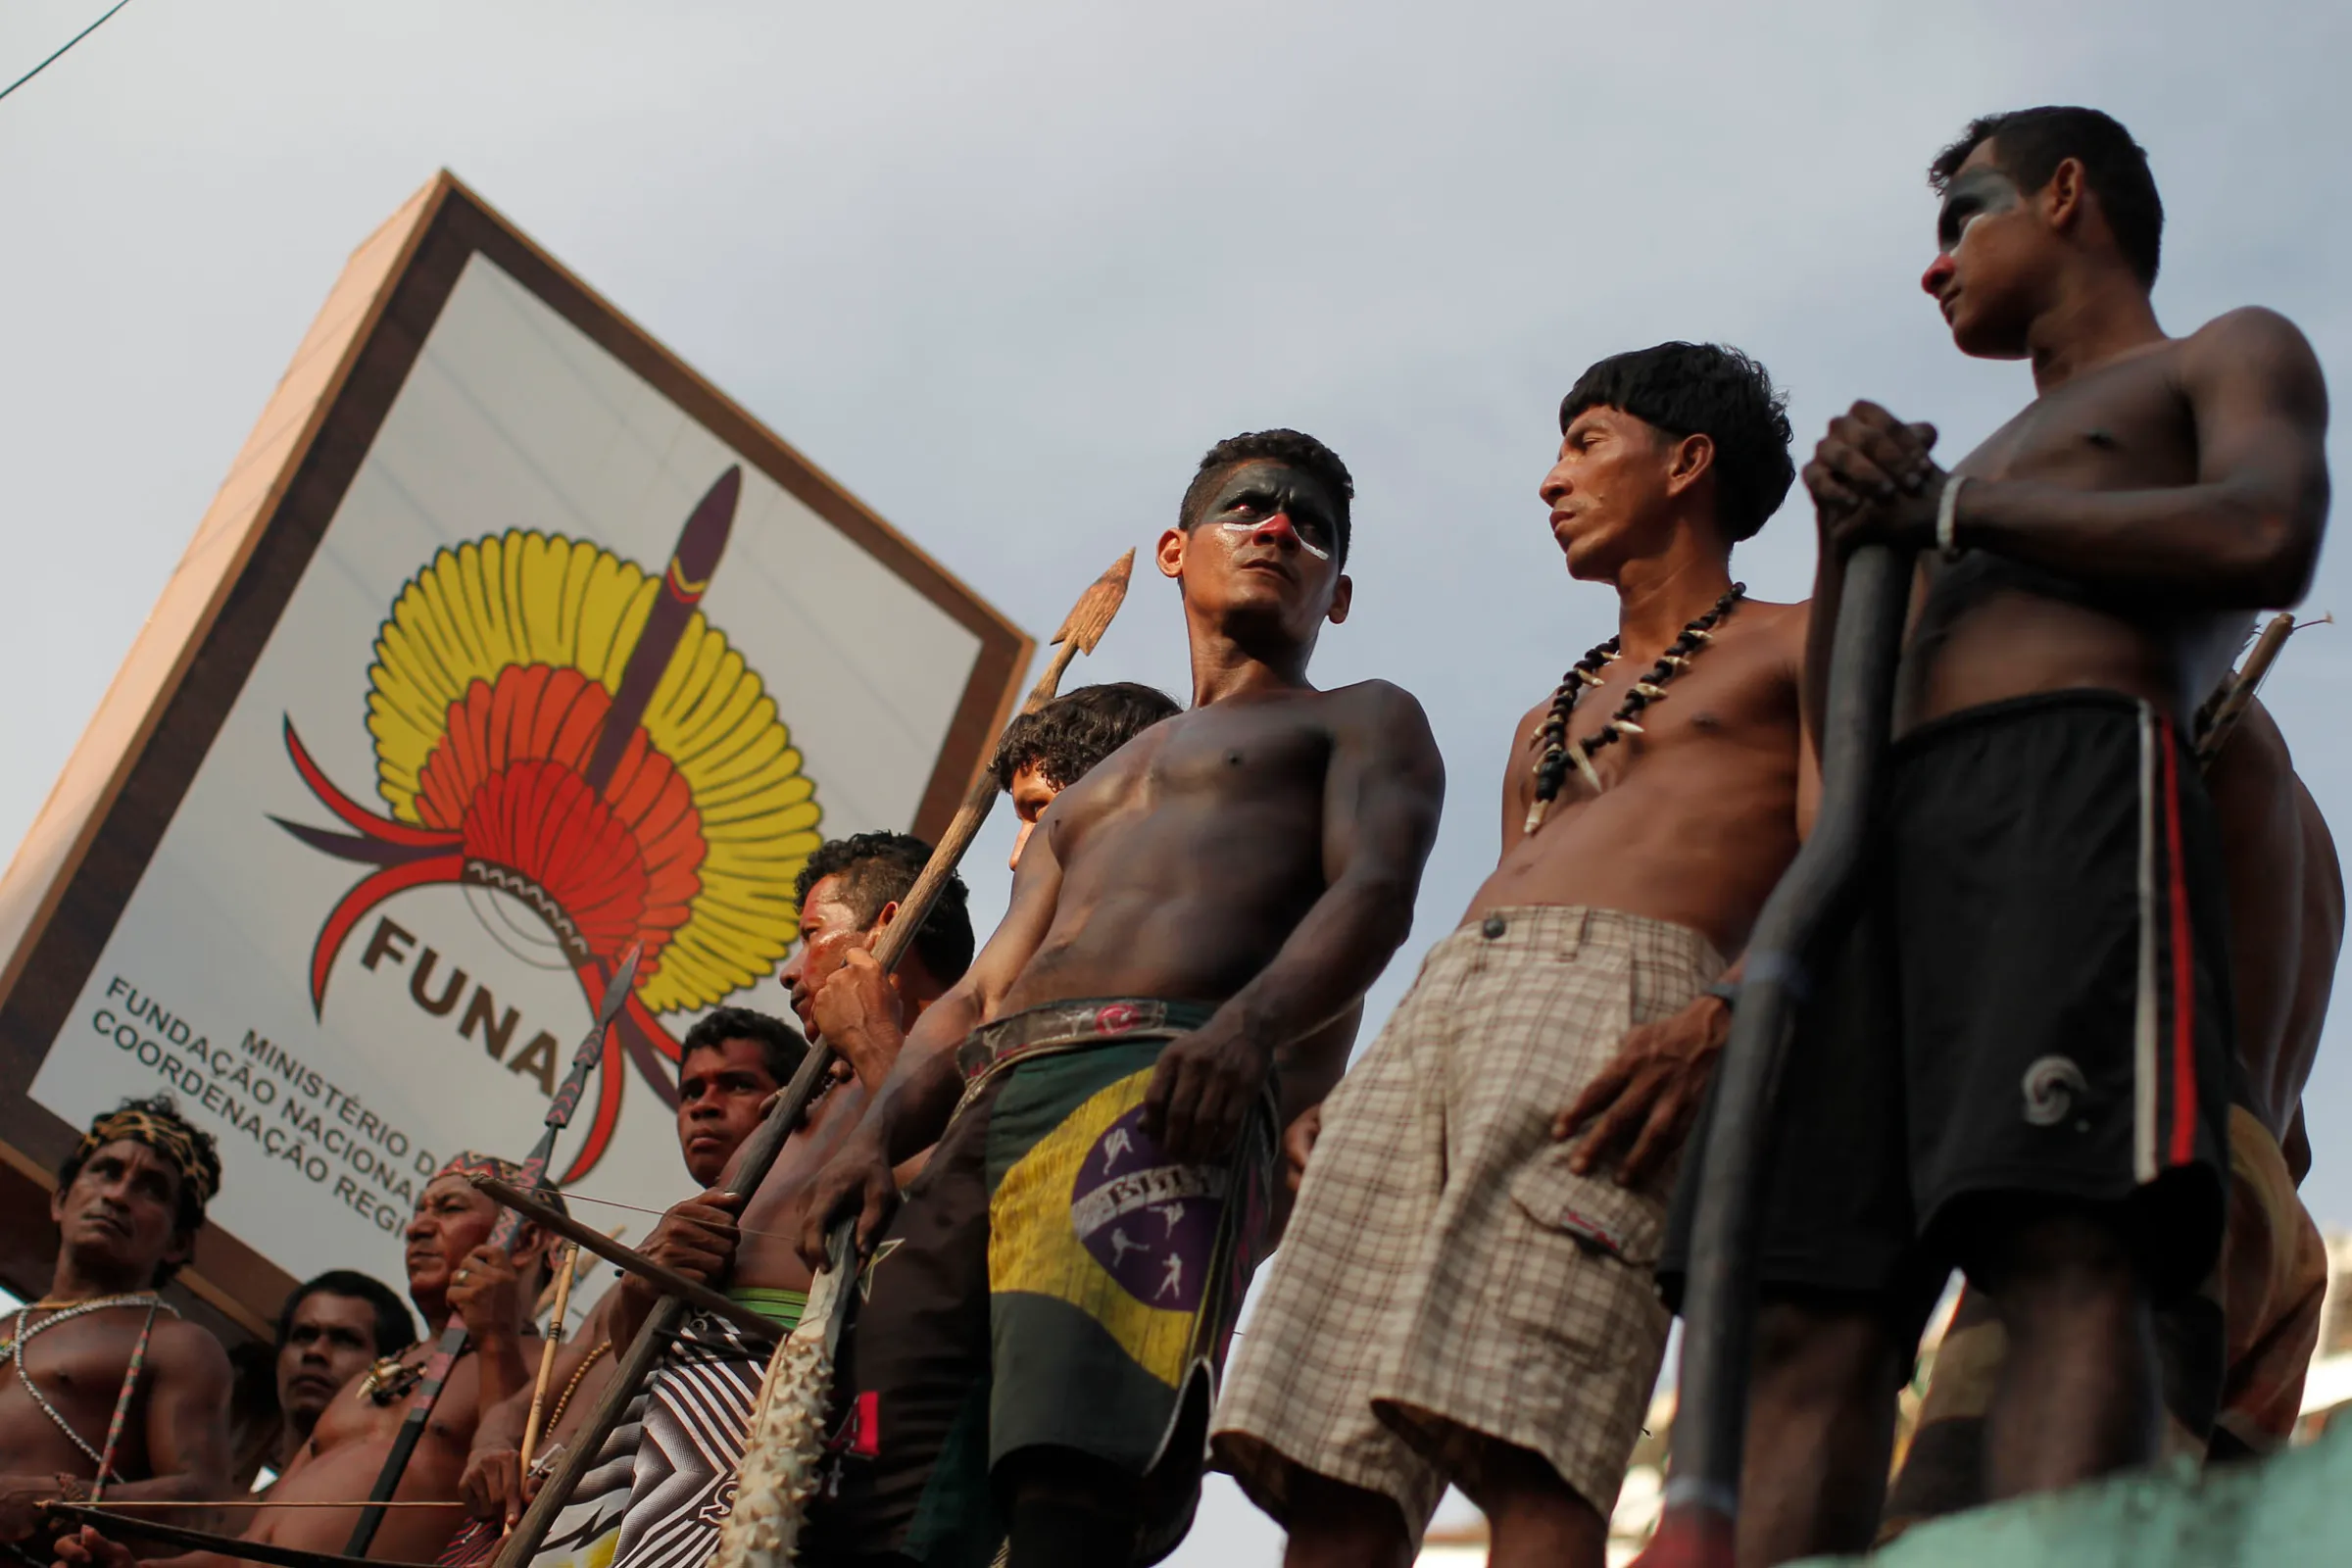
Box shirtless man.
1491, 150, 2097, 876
451, 1010, 803, 1568
1216, 346, 1804, 1568
254, 1273, 415, 1485
593, 849, 971, 1568
0, 1100, 231, 1541
57, 1154, 555, 1567
795, 428, 1445, 1568
1732, 105, 2328, 1561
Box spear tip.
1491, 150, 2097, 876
1054, 548, 1136, 655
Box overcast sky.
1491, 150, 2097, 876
6, 2, 2350, 1557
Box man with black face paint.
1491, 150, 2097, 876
795, 429, 1445, 1568
1706, 106, 2330, 1562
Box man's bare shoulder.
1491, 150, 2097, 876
1317, 676, 1428, 724
1721, 596, 1808, 677
1738, 595, 1808, 638
2180, 306, 2327, 388
150, 1315, 231, 1382
1318, 679, 1441, 758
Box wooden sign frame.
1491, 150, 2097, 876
0, 172, 1031, 1340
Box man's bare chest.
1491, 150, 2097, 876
0, 1317, 154, 1415
1053, 705, 1335, 847
1534, 632, 1793, 769
1964, 354, 2196, 492
311, 1352, 479, 1455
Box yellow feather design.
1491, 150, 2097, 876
364, 530, 820, 1014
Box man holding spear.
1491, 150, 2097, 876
796, 428, 1446, 1567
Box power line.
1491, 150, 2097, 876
0, 0, 135, 108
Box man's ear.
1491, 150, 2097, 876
1326, 574, 1353, 626
1155, 527, 1188, 581
869, 899, 900, 940
49, 1183, 67, 1227
513, 1220, 556, 1277
2043, 157, 2087, 235
161, 1227, 196, 1277
1663, 431, 1717, 501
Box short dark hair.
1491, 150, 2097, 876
991, 683, 1181, 792
1560, 343, 1794, 543
793, 833, 974, 984
678, 1005, 808, 1087
1929, 107, 2162, 287
1177, 429, 1356, 565
276, 1270, 416, 1359
57, 1095, 221, 1282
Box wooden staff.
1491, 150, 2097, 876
2196, 611, 2300, 764
516, 1243, 582, 1479
470, 1176, 781, 1345
489, 550, 1137, 1568
1643, 544, 1914, 1567
344, 948, 641, 1557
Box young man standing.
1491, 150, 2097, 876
1736, 106, 2328, 1561
0, 1099, 232, 1538
795, 429, 1446, 1568
1216, 347, 1807, 1568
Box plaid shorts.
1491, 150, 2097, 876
1211, 906, 1722, 1543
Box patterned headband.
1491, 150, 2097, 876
432, 1151, 568, 1221
75, 1108, 220, 1210
435, 1151, 525, 1186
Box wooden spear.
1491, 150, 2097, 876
2196, 611, 2301, 765
489, 550, 1136, 1568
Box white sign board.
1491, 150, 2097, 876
0, 177, 1028, 1323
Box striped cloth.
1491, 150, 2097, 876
434, 1390, 646, 1568
525, 1391, 647, 1568
1213, 907, 1723, 1547
607, 1289, 806, 1568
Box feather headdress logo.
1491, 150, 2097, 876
273, 469, 821, 1182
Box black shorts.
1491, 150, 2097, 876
1665, 691, 2231, 1308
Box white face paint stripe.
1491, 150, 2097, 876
2133, 702, 2160, 1185
1215, 517, 1331, 562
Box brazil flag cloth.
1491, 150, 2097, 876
809, 999, 1276, 1567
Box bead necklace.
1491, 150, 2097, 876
1524, 583, 1745, 832
3, 1293, 176, 1495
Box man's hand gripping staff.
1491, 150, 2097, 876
490, 549, 1135, 1568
